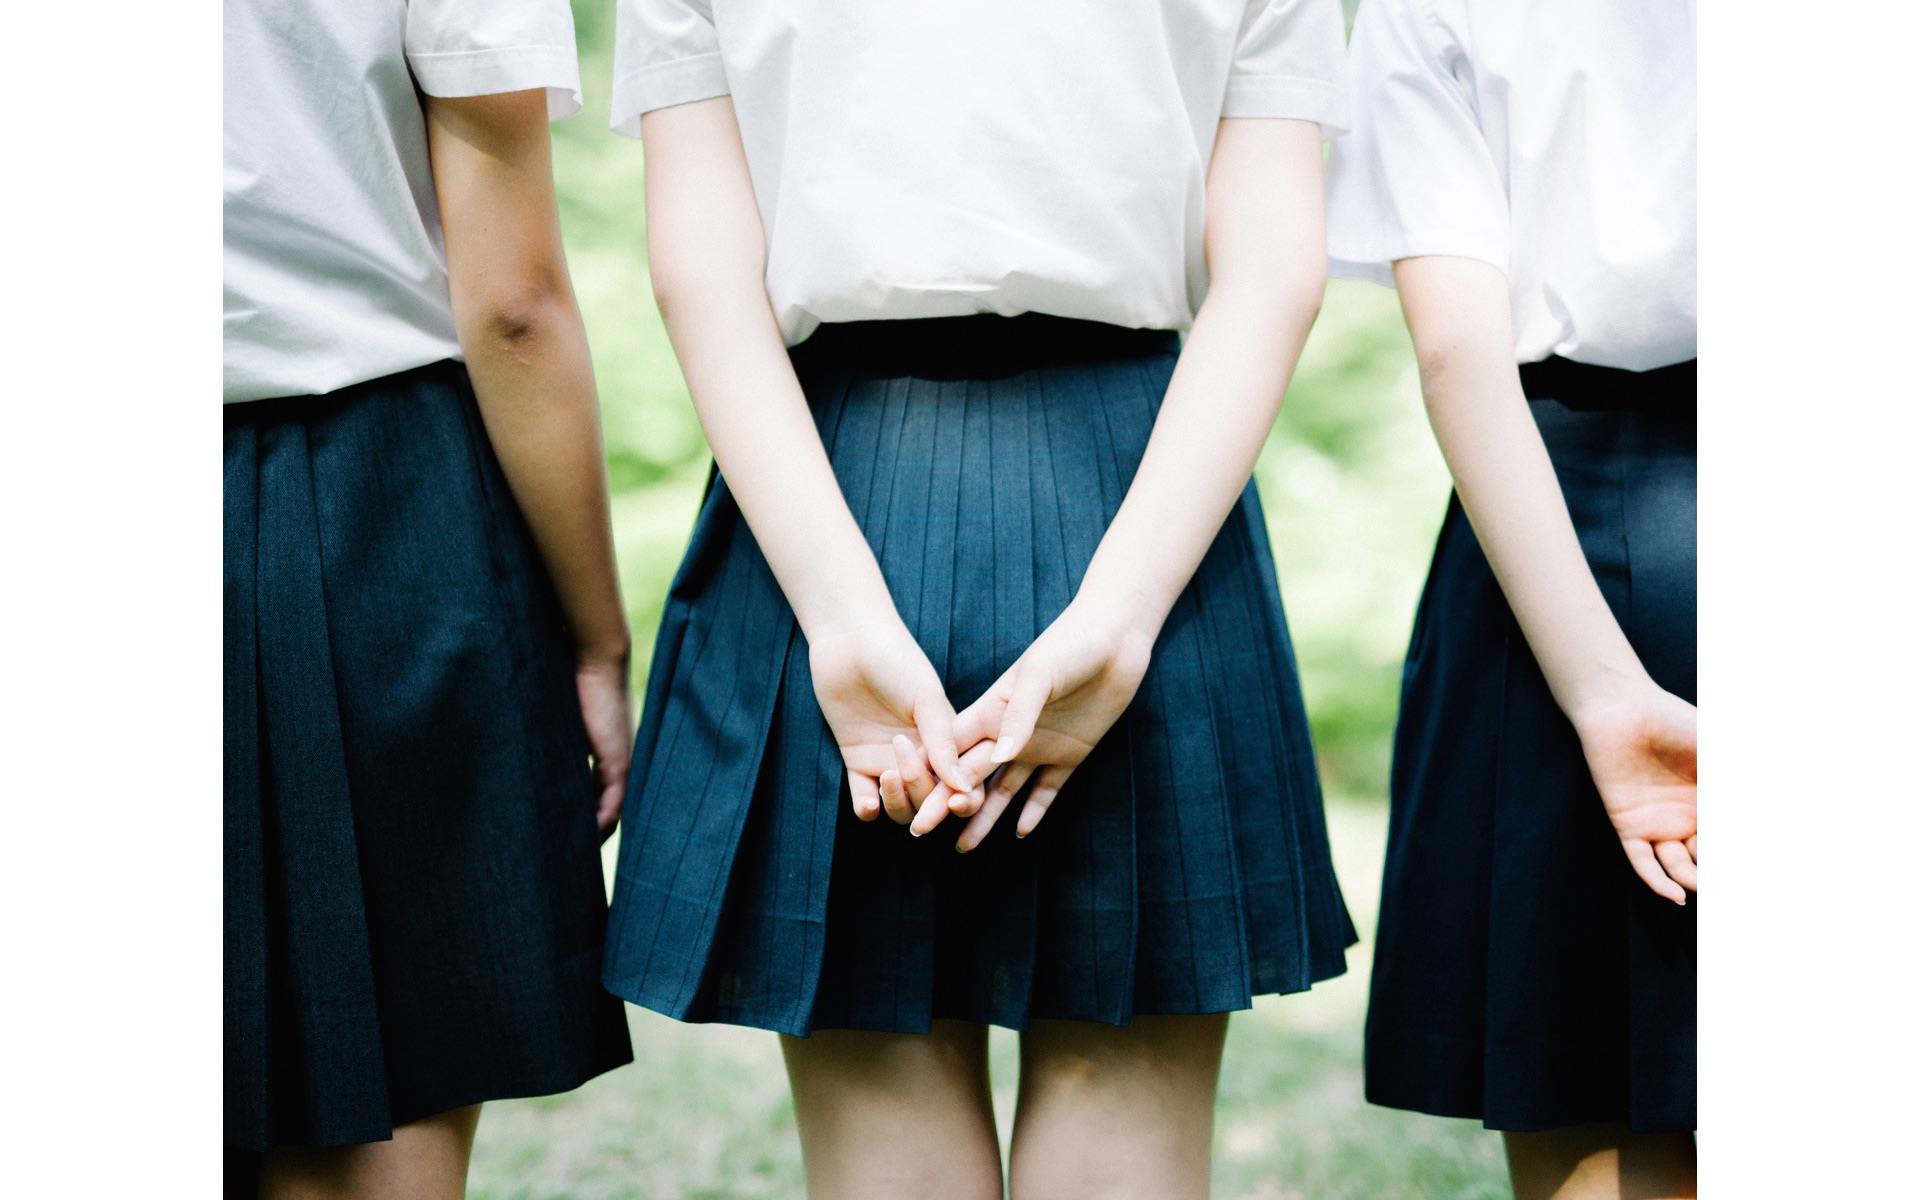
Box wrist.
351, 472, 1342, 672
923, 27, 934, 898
1069, 558, 1173, 639
1062, 583, 1166, 655
1561, 662, 1662, 734
787, 560, 903, 649
575, 634, 632, 674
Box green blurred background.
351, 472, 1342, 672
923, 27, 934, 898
469, 5, 1506, 1197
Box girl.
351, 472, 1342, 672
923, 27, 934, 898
224, 1, 632, 1195
1325, 1, 1698, 1197
603, 0, 1354, 1195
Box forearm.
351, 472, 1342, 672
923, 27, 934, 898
1076, 118, 1325, 638
1395, 255, 1653, 720
643, 99, 897, 641
427, 89, 629, 665
457, 296, 629, 663
1077, 287, 1317, 632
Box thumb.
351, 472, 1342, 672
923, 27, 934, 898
990, 668, 1050, 764
915, 691, 972, 794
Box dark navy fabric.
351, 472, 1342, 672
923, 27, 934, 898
1366, 357, 1697, 1133
604, 314, 1356, 1036
224, 361, 632, 1151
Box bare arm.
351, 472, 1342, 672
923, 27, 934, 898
1394, 254, 1696, 902
1077, 118, 1328, 648
424, 89, 631, 838
639, 97, 973, 815
945, 118, 1330, 843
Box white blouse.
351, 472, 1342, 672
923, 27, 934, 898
223, 0, 583, 403
1325, 0, 1696, 371
613, 0, 1350, 345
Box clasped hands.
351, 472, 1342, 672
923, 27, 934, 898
809, 597, 1699, 901
807, 597, 1156, 852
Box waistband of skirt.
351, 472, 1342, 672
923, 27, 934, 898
224, 358, 467, 426
790, 314, 1181, 380
1519, 355, 1696, 413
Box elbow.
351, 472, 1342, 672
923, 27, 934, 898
1413, 339, 1463, 399
462, 279, 573, 362
1207, 262, 1326, 331
648, 264, 692, 329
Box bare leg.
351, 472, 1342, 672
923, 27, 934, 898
780, 1019, 1002, 1200
1008, 1014, 1228, 1200
1504, 1123, 1697, 1200
258, 1104, 482, 1200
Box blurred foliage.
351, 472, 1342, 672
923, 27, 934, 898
551, 3, 1452, 799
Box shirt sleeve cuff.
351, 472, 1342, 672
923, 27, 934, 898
408, 46, 583, 119
1221, 76, 1349, 137
1327, 235, 1510, 288
609, 53, 731, 138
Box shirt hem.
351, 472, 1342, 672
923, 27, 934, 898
1327, 237, 1509, 287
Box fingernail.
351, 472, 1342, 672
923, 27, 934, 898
955, 842, 970, 854
992, 740, 1015, 763
911, 830, 923, 838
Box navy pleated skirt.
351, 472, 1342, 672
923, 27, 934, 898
604, 314, 1356, 1036
1365, 356, 1697, 1133
224, 361, 632, 1151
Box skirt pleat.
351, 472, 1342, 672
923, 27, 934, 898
1365, 361, 1696, 1133
225, 362, 632, 1150
603, 316, 1355, 1035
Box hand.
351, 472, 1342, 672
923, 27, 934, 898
808, 619, 975, 823
936, 601, 1157, 850
1573, 684, 1698, 904
880, 735, 1000, 837
576, 651, 633, 843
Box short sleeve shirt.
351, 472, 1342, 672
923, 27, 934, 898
612, 0, 1350, 345
1325, 0, 1696, 371
223, 0, 582, 403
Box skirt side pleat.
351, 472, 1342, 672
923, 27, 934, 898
1237, 482, 1360, 987
226, 420, 270, 1148
250, 417, 391, 1148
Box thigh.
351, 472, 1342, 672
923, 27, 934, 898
1010, 1014, 1228, 1200
1503, 1123, 1697, 1200
258, 1104, 481, 1200
780, 1019, 1001, 1200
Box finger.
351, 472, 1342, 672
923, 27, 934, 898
951, 695, 1002, 752
595, 778, 623, 843
957, 770, 1026, 853
1015, 765, 1074, 838
1622, 838, 1686, 905
876, 766, 913, 825
892, 735, 935, 811
1686, 834, 1697, 860
879, 769, 911, 822
991, 670, 1050, 764
1655, 838, 1698, 893
910, 783, 953, 837
848, 771, 883, 823
955, 763, 1034, 852
946, 740, 1002, 818
914, 695, 973, 795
